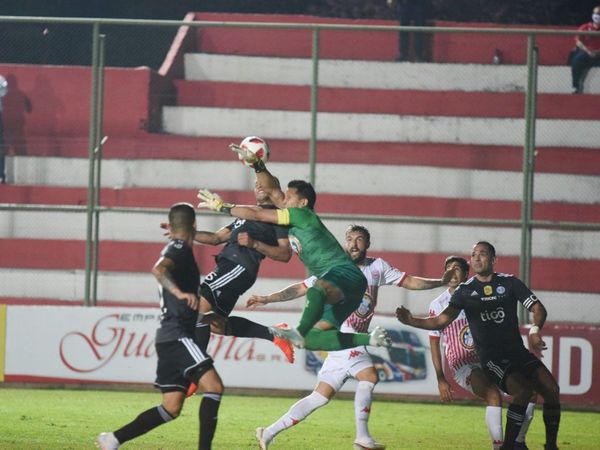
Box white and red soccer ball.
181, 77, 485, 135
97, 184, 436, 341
238, 136, 270, 166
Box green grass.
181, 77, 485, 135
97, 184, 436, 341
0, 387, 598, 449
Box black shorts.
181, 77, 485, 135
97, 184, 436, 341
200, 258, 257, 317
482, 347, 544, 393
154, 338, 214, 393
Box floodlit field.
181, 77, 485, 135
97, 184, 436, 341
0, 387, 598, 449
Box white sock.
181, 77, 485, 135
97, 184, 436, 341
516, 402, 535, 443
355, 381, 375, 443
265, 391, 329, 441
485, 405, 503, 449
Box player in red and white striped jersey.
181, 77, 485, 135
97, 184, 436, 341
249, 224, 453, 450
428, 256, 534, 450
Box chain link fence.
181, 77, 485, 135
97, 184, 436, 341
0, 16, 598, 325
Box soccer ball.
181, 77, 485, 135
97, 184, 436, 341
238, 136, 270, 166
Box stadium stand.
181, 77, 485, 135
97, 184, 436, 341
0, 13, 599, 323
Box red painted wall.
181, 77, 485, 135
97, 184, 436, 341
192, 13, 574, 65
0, 64, 170, 155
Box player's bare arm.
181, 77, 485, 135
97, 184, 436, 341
194, 227, 231, 245
528, 301, 549, 351
246, 282, 307, 308
197, 189, 280, 223
396, 305, 460, 330
152, 256, 198, 309
255, 169, 285, 208
237, 233, 292, 262
400, 266, 456, 290
430, 335, 454, 402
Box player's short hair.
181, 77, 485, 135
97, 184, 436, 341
288, 179, 316, 209
475, 241, 496, 258
345, 224, 371, 243
169, 202, 195, 231
444, 255, 469, 276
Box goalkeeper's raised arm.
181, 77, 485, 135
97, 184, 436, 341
229, 141, 285, 208
197, 188, 281, 224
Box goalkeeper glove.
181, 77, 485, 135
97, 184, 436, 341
197, 189, 235, 215
228, 143, 266, 173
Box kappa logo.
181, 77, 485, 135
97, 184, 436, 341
349, 350, 362, 359
470, 290, 479, 296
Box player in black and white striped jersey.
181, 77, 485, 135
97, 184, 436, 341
96, 203, 222, 450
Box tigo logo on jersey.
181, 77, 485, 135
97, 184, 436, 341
480, 307, 505, 324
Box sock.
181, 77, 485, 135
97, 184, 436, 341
195, 322, 211, 353
199, 393, 222, 450
542, 403, 561, 449
504, 404, 526, 448
355, 381, 375, 443
303, 329, 370, 351
113, 405, 174, 444
297, 286, 326, 336
485, 406, 503, 449
227, 316, 273, 341
265, 391, 329, 441
516, 402, 535, 443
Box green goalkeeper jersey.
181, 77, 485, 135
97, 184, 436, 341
276, 207, 356, 277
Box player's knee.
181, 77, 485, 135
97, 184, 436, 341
162, 402, 183, 419
485, 387, 502, 406
357, 370, 379, 385
512, 384, 534, 404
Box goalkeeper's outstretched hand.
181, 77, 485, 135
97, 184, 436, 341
229, 143, 258, 165
197, 189, 234, 214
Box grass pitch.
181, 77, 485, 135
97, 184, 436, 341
0, 387, 598, 449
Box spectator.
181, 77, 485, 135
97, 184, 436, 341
388, 0, 429, 62
570, 5, 600, 94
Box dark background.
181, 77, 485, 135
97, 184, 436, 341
0, 0, 597, 68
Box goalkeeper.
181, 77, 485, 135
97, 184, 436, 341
196, 144, 391, 351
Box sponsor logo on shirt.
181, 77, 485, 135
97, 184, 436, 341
459, 325, 475, 349
355, 293, 374, 318
480, 306, 505, 324
470, 290, 479, 296
289, 235, 302, 255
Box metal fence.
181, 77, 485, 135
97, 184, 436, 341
0, 15, 598, 324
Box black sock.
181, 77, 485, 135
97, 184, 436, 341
199, 393, 222, 450
114, 405, 174, 444
195, 322, 211, 353
227, 316, 272, 341
543, 403, 561, 449
504, 404, 527, 448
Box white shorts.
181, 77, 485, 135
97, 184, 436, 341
452, 362, 482, 394
317, 346, 373, 391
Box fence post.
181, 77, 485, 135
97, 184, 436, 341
91, 34, 107, 306
309, 27, 320, 188
519, 33, 539, 324
84, 22, 101, 307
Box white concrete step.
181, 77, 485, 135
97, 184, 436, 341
7, 155, 600, 204
2, 209, 599, 260
183, 53, 600, 94
161, 107, 600, 148
0, 268, 594, 323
